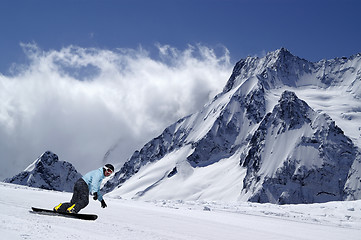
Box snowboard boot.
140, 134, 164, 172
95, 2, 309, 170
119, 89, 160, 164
66, 204, 77, 214
53, 203, 63, 212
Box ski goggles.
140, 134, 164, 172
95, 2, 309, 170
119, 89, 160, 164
104, 166, 113, 174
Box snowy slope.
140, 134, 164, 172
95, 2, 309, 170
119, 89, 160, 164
104, 48, 361, 204
1, 182, 361, 240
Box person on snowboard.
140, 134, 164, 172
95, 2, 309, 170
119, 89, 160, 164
53, 164, 114, 213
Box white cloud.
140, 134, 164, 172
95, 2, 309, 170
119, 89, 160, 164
0, 43, 232, 179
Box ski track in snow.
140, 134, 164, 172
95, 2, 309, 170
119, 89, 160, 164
1, 182, 361, 240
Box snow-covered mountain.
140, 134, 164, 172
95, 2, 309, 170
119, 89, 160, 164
4, 151, 81, 192
104, 48, 361, 204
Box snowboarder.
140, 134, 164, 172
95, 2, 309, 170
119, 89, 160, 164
53, 164, 114, 214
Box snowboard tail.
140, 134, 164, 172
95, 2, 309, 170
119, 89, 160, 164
30, 207, 98, 221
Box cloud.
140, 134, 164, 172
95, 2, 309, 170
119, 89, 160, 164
0, 43, 232, 179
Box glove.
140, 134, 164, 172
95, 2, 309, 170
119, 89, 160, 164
93, 192, 98, 201
101, 199, 107, 208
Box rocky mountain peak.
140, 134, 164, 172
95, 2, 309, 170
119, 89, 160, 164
4, 151, 82, 192
276, 47, 294, 58
274, 90, 313, 129
33, 151, 58, 167
223, 48, 312, 93
267, 47, 294, 63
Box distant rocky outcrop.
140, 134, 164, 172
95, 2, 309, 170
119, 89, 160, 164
4, 151, 81, 192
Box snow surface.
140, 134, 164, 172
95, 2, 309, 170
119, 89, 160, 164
1, 182, 361, 240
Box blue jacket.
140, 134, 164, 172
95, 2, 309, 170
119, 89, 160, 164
82, 167, 105, 201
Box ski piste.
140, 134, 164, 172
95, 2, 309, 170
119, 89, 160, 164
30, 207, 98, 221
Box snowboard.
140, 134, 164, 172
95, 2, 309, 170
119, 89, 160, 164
30, 207, 98, 221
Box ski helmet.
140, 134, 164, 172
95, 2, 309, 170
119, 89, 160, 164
104, 164, 114, 173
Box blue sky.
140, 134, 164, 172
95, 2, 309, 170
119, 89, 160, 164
1, 0, 360, 73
